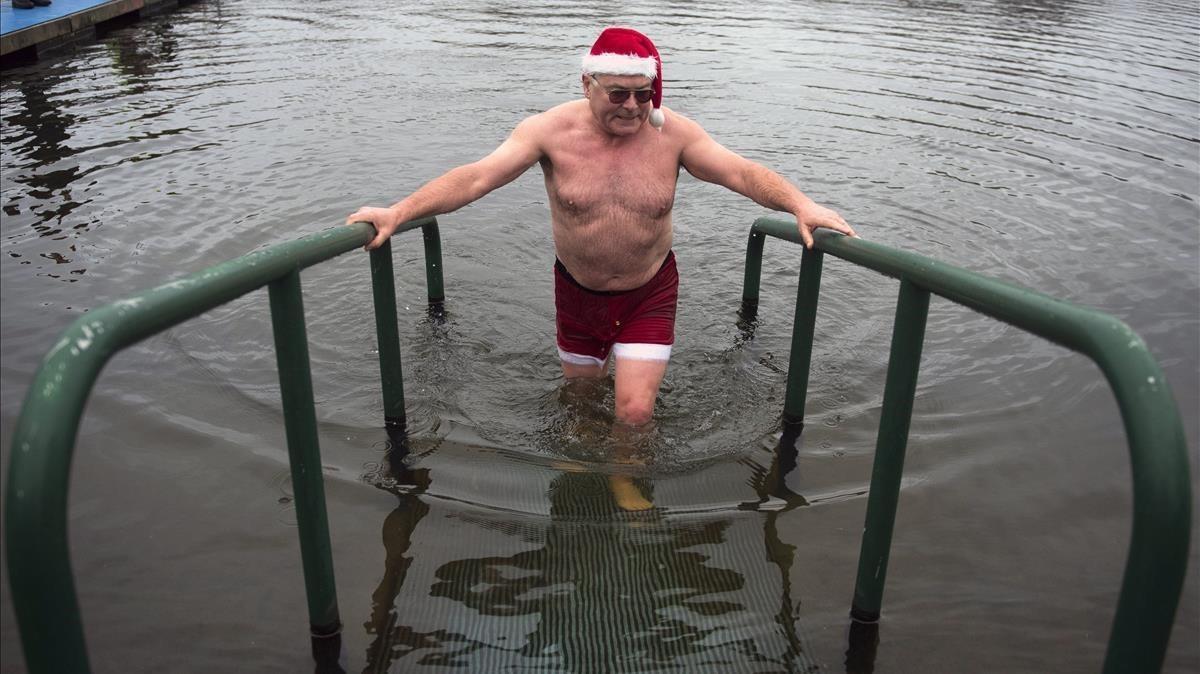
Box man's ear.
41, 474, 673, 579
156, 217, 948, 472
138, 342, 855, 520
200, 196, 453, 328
581, 74, 590, 98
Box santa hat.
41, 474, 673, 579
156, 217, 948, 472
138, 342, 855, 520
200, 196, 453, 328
581, 27, 665, 129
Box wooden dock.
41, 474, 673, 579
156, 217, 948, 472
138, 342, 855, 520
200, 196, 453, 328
1, 0, 188, 65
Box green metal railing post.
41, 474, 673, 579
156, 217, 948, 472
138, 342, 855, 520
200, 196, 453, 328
851, 279, 930, 622
742, 229, 766, 309
739, 228, 767, 333
422, 219, 445, 307
6, 375, 93, 674
268, 270, 341, 637
782, 246, 824, 426
369, 240, 406, 428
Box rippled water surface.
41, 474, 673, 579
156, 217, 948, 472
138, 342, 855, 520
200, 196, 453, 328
2, 0, 1198, 672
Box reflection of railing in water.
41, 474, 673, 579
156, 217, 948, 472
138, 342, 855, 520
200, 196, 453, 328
4, 214, 1190, 673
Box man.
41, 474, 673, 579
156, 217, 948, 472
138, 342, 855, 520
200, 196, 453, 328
347, 26, 856, 429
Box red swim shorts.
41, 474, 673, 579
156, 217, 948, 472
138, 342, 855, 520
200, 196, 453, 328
555, 251, 679, 366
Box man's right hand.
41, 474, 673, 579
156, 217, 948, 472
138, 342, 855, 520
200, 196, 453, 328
346, 206, 404, 251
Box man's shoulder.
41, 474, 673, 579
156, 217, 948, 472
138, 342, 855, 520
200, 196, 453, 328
519, 100, 587, 133
545, 99, 590, 117
660, 107, 705, 140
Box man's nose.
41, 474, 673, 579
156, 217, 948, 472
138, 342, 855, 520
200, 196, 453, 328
621, 95, 640, 110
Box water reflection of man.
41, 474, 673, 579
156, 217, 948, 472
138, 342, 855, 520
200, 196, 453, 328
364, 433, 820, 672
348, 26, 856, 428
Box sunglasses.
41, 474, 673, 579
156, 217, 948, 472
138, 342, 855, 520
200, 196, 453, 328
590, 76, 654, 105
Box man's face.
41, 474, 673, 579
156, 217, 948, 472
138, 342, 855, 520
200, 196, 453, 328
584, 74, 654, 136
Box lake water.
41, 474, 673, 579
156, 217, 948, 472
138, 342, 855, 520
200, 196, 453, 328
1, 0, 1197, 672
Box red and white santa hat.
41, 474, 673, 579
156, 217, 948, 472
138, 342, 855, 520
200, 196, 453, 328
581, 27, 665, 129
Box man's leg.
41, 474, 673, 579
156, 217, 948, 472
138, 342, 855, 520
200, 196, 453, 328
612, 356, 669, 426
605, 356, 668, 511
555, 351, 658, 511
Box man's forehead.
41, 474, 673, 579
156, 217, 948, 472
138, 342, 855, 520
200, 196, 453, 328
591, 73, 653, 88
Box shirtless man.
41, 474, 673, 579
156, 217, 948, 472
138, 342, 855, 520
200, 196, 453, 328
347, 26, 856, 429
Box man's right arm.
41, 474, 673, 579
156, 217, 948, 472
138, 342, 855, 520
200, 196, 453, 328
349, 115, 545, 250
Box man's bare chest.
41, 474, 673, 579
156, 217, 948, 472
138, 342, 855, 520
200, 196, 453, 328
543, 142, 680, 219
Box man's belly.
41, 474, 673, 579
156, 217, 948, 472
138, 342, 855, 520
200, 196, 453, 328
553, 228, 673, 292
549, 200, 674, 290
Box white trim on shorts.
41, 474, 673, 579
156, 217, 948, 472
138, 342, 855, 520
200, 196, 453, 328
612, 342, 672, 362
557, 347, 606, 367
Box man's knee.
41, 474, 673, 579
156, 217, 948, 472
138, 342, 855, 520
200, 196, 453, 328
615, 392, 655, 426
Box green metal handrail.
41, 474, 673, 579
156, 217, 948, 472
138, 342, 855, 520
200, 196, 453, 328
743, 216, 1191, 674
5, 212, 1190, 672
4, 216, 443, 673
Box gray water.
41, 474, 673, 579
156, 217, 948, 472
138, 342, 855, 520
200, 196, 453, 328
1, 0, 1198, 671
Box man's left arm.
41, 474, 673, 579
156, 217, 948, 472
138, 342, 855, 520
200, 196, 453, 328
677, 114, 857, 249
